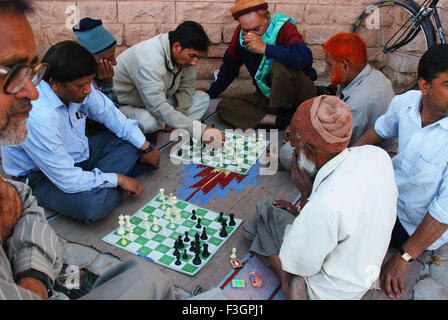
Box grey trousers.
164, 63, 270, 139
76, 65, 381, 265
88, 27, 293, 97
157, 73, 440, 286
80, 259, 175, 300
242, 197, 296, 257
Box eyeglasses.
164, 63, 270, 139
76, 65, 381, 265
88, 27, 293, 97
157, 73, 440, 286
0, 63, 47, 94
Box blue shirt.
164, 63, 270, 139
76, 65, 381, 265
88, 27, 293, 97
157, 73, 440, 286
375, 90, 448, 250
1, 81, 146, 194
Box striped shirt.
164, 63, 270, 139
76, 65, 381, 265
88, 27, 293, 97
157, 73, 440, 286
375, 90, 448, 250
0, 179, 62, 300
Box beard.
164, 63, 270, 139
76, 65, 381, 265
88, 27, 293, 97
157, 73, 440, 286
0, 99, 30, 146
297, 149, 318, 178
331, 64, 343, 86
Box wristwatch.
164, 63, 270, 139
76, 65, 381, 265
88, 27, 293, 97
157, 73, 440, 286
16, 269, 54, 297
141, 145, 153, 154
399, 248, 414, 263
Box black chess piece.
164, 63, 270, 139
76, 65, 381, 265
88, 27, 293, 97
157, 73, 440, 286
196, 218, 202, 229
192, 250, 202, 265
189, 241, 195, 252
175, 255, 181, 265
173, 247, 180, 257
184, 231, 190, 242
218, 212, 224, 223
219, 221, 228, 237
191, 210, 197, 220
229, 213, 236, 226
182, 250, 188, 260
200, 227, 208, 240
194, 232, 200, 243
202, 243, 210, 258
177, 235, 184, 249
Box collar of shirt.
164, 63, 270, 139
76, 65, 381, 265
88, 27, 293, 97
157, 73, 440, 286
337, 64, 372, 99
309, 148, 351, 200
405, 91, 448, 131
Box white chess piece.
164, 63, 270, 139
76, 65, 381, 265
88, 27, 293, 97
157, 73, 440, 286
143, 213, 149, 227
159, 188, 165, 201
117, 220, 125, 236
124, 215, 131, 229
152, 217, 160, 232
169, 217, 175, 229
175, 210, 182, 222
161, 224, 168, 236
165, 207, 172, 220
230, 248, 237, 259
236, 162, 242, 172
161, 199, 167, 210
145, 225, 151, 237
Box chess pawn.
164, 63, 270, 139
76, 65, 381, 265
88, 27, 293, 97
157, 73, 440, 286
165, 207, 172, 220
152, 217, 160, 232
169, 217, 175, 229
145, 225, 151, 237
161, 224, 168, 236
218, 155, 224, 168
230, 248, 237, 259
161, 199, 167, 210
236, 162, 242, 172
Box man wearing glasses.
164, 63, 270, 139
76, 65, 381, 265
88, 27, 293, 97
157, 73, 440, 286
0, 0, 63, 300
0, 1, 178, 301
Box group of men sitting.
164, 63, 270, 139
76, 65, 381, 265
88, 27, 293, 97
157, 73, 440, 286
1, 0, 447, 301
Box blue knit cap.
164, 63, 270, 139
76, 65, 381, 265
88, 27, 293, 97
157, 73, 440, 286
73, 17, 117, 55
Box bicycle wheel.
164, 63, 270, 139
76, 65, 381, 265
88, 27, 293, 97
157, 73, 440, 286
353, 0, 436, 93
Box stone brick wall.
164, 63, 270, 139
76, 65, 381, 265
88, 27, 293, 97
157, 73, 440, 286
27, 0, 448, 83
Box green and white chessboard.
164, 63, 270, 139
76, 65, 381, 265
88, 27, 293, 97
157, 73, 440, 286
102, 193, 243, 276
170, 131, 269, 175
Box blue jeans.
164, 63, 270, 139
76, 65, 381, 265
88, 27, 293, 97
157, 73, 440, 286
23, 132, 141, 224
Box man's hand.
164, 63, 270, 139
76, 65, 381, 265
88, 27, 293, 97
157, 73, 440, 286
378, 253, 409, 299
117, 174, 145, 198
282, 125, 291, 142
96, 59, 115, 83
140, 148, 160, 169
273, 199, 298, 217
290, 151, 312, 204
17, 277, 48, 300
243, 32, 267, 55
0, 178, 22, 246
202, 127, 225, 149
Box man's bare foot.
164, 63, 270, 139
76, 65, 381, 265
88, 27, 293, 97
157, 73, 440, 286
163, 124, 175, 132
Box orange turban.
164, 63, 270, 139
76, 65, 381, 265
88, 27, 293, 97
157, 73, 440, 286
291, 95, 353, 153
229, 0, 268, 20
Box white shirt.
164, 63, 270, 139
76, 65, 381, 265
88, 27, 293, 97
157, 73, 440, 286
279, 146, 398, 300
375, 90, 448, 250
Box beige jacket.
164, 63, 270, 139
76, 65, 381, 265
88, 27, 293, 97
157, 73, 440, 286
114, 33, 204, 134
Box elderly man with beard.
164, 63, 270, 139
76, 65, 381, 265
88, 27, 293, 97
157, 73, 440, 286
280, 33, 397, 170
0, 1, 184, 300
242, 95, 398, 299
0, 0, 62, 300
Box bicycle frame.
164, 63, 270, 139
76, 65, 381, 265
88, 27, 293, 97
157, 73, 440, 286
429, 0, 446, 44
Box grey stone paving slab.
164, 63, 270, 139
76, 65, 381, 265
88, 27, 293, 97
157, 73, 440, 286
414, 277, 448, 300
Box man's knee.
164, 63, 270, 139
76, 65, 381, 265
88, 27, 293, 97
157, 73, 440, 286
76, 189, 123, 224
